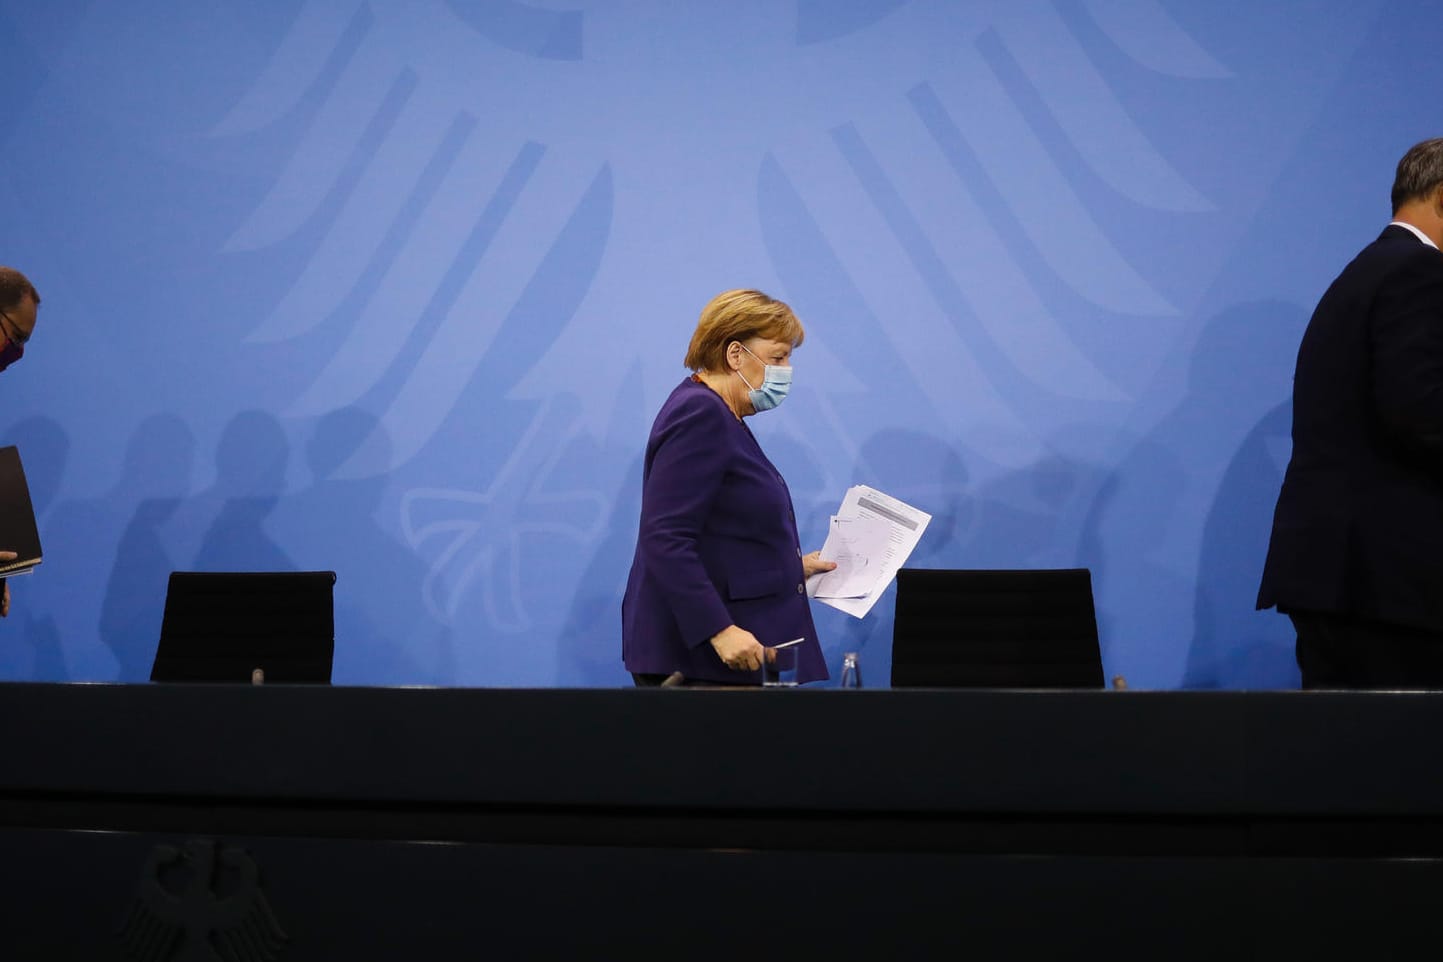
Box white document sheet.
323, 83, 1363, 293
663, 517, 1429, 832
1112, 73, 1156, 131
810, 515, 892, 599
806, 485, 931, 618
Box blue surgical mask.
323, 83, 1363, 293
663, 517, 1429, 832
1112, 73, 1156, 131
736, 343, 792, 412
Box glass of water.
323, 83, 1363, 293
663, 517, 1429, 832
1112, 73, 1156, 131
762, 639, 803, 687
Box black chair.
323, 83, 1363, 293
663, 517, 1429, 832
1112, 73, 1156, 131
890, 568, 1104, 688
150, 571, 337, 683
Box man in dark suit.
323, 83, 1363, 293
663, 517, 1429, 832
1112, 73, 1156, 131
1258, 138, 1443, 688
0, 266, 41, 619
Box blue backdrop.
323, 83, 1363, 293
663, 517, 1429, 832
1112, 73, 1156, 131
0, 0, 1434, 688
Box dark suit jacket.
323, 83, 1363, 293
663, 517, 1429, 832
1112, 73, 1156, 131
1258, 225, 1443, 630
622, 377, 826, 684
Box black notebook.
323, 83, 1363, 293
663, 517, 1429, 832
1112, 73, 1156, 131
0, 445, 42, 576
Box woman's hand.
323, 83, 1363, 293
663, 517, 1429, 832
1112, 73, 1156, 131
709, 624, 766, 672
803, 551, 837, 579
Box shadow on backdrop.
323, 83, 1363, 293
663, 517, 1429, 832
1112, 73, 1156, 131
551, 359, 653, 687
555, 447, 643, 687
1079, 435, 1191, 686
193, 410, 294, 573
97, 414, 197, 681
1183, 301, 1305, 688
0, 416, 69, 679
800, 428, 972, 687
274, 407, 452, 685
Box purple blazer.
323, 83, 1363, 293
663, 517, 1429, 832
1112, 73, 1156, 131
622, 377, 827, 684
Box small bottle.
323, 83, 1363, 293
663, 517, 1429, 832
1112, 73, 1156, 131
839, 652, 862, 688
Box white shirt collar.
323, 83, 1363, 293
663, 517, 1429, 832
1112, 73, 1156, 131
1389, 220, 1440, 250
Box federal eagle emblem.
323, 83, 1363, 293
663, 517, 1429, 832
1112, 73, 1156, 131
118, 839, 288, 962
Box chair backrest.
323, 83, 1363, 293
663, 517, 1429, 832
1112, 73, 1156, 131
150, 571, 337, 683
890, 568, 1103, 688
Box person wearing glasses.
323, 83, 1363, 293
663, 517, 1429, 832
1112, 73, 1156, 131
0, 266, 41, 618
621, 289, 835, 686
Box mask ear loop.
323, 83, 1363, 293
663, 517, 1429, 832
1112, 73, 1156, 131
729, 340, 747, 372
731, 341, 758, 391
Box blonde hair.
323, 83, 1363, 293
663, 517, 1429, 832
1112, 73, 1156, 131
684, 289, 804, 372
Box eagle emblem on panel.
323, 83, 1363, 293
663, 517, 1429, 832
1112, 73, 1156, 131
119, 839, 289, 962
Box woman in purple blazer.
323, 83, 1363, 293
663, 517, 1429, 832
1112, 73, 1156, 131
622, 289, 836, 686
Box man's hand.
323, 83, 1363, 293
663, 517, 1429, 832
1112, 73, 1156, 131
0, 551, 12, 618
709, 624, 766, 672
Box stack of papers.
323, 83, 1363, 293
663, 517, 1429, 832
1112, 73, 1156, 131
807, 485, 931, 618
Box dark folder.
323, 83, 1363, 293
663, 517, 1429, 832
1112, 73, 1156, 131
0, 445, 42, 577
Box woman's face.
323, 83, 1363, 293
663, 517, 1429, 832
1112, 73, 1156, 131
731, 336, 792, 379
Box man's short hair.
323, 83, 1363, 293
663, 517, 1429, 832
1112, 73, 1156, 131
1391, 138, 1443, 214
0, 267, 40, 312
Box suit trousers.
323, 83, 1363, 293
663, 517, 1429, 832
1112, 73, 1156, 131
1287, 609, 1443, 689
